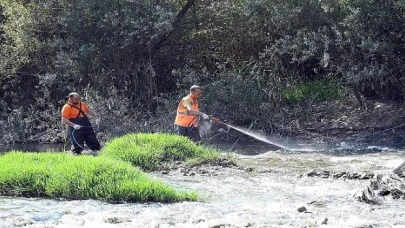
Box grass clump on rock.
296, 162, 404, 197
0, 151, 196, 203
101, 133, 220, 171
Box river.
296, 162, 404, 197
1, 141, 405, 227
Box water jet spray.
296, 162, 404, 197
212, 118, 320, 152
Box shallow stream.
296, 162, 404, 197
1, 141, 405, 227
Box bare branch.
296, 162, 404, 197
151, 0, 196, 52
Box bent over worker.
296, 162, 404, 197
174, 85, 210, 142
61, 92, 101, 154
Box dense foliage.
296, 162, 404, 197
1, 0, 405, 143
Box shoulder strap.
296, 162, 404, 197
68, 102, 86, 118
183, 95, 196, 105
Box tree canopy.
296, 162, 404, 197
1, 0, 405, 143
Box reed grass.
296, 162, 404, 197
0, 151, 197, 202
100, 133, 220, 171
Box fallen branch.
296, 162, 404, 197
354, 161, 405, 204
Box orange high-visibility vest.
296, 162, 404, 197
174, 95, 199, 127
61, 101, 89, 119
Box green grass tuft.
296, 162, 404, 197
0, 151, 197, 203
100, 133, 220, 171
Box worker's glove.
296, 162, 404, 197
202, 113, 210, 120
95, 118, 100, 125
73, 124, 82, 130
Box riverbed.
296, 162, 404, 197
1, 142, 405, 227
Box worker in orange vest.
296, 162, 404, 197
61, 92, 101, 154
174, 85, 210, 142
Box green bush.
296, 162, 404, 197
100, 133, 220, 171
283, 79, 344, 103
0, 151, 196, 203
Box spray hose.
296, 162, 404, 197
186, 116, 221, 130
70, 123, 131, 153
71, 126, 96, 152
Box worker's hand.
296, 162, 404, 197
73, 124, 82, 130
95, 118, 100, 125
202, 113, 210, 120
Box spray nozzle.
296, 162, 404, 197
210, 117, 220, 123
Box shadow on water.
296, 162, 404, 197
207, 122, 405, 156
1, 139, 402, 157
209, 136, 402, 156
210, 141, 280, 156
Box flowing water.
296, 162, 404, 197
1, 132, 405, 227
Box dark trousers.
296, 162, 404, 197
175, 124, 201, 142
67, 117, 100, 153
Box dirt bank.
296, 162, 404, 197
275, 95, 405, 147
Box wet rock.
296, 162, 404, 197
393, 161, 405, 175
390, 188, 404, 199
360, 173, 374, 179
105, 217, 130, 224
192, 218, 205, 224
318, 217, 328, 225
297, 206, 307, 212
216, 157, 237, 167
306, 170, 317, 177
320, 171, 330, 178
305, 170, 374, 180
378, 189, 390, 196
199, 169, 209, 174
347, 173, 361, 179
332, 172, 345, 179
309, 200, 327, 208
258, 168, 274, 173
210, 224, 235, 228
321, 170, 330, 175
161, 170, 169, 175
354, 186, 380, 204
10, 218, 33, 227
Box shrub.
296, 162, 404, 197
283, 79, 345, 103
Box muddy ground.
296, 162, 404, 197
289, 96, 405, 146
